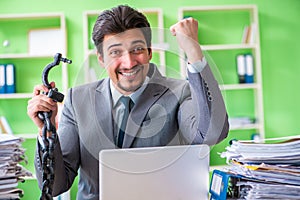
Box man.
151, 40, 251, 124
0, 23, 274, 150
27, 5, 229, 200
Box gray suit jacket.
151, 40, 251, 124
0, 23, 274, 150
35, 63, 229, 199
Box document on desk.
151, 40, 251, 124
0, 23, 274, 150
0, 187, 23, 199
236, 181, 300, 200
0, 134, 32, 199
218, 135, 300, 199
221, 136, 300, 164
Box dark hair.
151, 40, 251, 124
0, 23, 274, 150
92, 5, 151, 55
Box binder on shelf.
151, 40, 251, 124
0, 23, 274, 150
236, 55, 246, 83
0, 116, 13, 134
245, 54, 254, 83
248, 23, 257, 44
241, 25, 250, 44
241, 23, 257, 44
236, 54, 254, 84
0, 120, 5, 134
0, 64, 6, 93
5, 64, 16, 93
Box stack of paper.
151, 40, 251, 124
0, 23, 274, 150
220, 136, 300, 199
0, 134, 32, 199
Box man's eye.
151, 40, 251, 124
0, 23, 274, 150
130, 47, 146, 54
109, 50, 122, 57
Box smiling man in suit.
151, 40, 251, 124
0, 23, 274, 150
27, 4, 229, 200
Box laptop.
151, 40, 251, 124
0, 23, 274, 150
99, 144, 210, 200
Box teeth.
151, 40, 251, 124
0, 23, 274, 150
122, 70, 138, 76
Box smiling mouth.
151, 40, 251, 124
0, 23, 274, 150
120, 70, 139, 77
118, 66, 141, 78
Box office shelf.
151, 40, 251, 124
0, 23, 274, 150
178, 5, 265, 167
178, 4, 264, 137
0, 13, 69, 180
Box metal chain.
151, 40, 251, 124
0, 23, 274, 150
39, 110, 57, 200
37, 53, 72, 200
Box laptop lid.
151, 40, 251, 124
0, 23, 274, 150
99, 144, 210, 200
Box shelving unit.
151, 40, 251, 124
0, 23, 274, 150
0, 13, 68, 135
82, 8, 166, 84
178, 5, 265, 166
0, 12, 68, 181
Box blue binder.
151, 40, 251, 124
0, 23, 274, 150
209, 170, 242, 200
0, 64, 6, 93
5, 64, 16, 93
245, 54, 254, 83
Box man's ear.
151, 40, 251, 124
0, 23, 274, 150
148, 48, 152, 60
96, 51, 105, 67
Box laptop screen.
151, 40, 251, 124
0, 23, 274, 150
99, 144, 210, 200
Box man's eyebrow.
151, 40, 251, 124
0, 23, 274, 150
131, 40, 146, 45
107, 43, 122, 51
107, 40, 146, 51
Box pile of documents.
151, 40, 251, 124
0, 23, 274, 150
219, 136, 300, 199
0, 134, 32, 200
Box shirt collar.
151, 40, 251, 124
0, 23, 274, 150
110, 76, 149, 108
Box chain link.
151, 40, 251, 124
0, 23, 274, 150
39, 111, 57, 200
37, 53, 71, 200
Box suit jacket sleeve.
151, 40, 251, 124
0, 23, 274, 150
179, 62, 229, 145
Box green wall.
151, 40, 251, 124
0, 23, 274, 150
1, 0, 300, 199
1, 0, 300, 137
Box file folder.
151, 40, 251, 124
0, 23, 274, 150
5, 64, 15, 93
0, 64, 6, 93
209, 170, 242, 200
236, 54, 246, 83
0, 116, 13, 134
245, 54, 254, 83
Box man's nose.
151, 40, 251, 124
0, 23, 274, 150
121, 52, 137, 68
